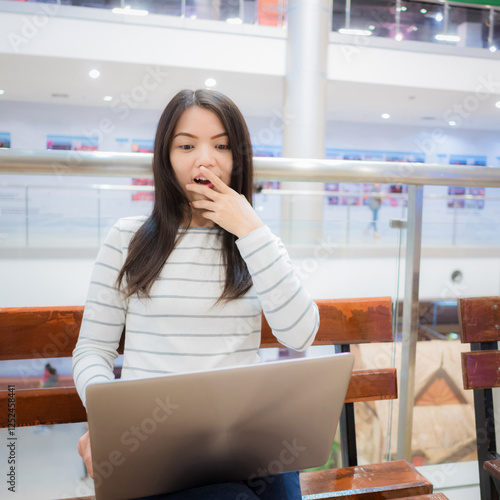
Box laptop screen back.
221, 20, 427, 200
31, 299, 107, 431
86, 353, 354, 500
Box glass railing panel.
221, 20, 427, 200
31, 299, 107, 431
422, 185, 498, 247
26, 186, 100, 248
399, 0, 445, 43
0, 185, 26, 248
125, 0, 183, 16
97, 186, 153, 243
332, 0, 347, 33
254, 182, 282, 238
406, 215, 495, 496
449, 4, 487, 49
185, 0, 240, 22
349, 0, 397, 36
322, 183, 406, 247
350, 216, 403, 466
60, 0, 121, 9
0, 181, 155, 249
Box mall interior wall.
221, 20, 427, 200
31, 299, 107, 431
2, 100, 500, 164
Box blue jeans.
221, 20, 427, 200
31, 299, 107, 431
133, 471, 301, 500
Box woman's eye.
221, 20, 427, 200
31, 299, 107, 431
180, 145, 193, 150
216, 144, 230, 150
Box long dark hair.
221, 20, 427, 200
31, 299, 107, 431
116, 89, 254, 302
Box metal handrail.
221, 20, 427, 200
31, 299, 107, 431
1, 149, 499, 187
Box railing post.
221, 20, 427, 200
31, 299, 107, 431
396, 184, 423, 461
25, 185, 29, 247
97, 187, 101, 247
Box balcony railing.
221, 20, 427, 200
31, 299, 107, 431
1, 0, 498, 49
1, 148, 499, 469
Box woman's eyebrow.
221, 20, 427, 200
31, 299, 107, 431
211, 132, 228, 140
172, 132, 227, 140
173, 132, 198, 139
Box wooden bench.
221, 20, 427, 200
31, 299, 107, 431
398, 495, 450, 500
0, 297, 436, 499
459, 296, 500, 500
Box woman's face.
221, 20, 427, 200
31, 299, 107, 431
169, 106, 233, 205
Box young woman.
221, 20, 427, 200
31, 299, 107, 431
73, 89, 320, 499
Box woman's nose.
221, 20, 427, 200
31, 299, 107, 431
196, 144, 215, 167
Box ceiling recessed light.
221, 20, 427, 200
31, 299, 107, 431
89, 69, 101, 79
395, 33, 403, 41
448, 120, 457, 126
103, 96, 113, 101
205, 78, 217, 87
495, 101, 500, 108
401, 5, 407, 11
411, 26, 418, 31
0, 90, 4, 95
382, 113, 391, 119
490, 45, 497, 52
368, 25, 375, 30
420, 8, 427, 13
435, 12, 443, 21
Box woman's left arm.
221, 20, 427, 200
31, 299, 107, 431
235, 225, 320, 351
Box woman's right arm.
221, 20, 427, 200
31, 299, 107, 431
72, 220, 128, 409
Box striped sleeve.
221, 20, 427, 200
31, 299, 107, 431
72, 221, 128, 408
236, 225, 319, 352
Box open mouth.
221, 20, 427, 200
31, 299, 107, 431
194, 177, 212, 186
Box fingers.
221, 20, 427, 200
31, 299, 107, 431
190, 199, 214, 211
199, 166, 231, 193
78, 431, 94, 479
185, 182, 219, 199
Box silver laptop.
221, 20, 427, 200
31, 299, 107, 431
86, 353, 354, 500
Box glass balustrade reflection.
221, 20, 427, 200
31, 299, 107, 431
0, 183, 154, 249
185, 0, 240, 22
124, 0, 183, 16
60, 0, 121, 9
405, 217, 497, 477
397, 1, 446, 44
1, 182, 496, 249
422, 185, 499, 248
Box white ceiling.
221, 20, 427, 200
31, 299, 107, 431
1, 52, 500, 131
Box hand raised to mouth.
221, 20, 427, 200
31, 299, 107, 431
186, 166, 263, 238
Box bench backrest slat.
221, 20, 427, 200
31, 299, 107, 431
0, 297, 393, 361
0, 368, 397, 427
461, 351, 500, 390
458, 296, 500, 343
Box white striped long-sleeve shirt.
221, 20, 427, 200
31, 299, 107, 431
72, 215, 320, 408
